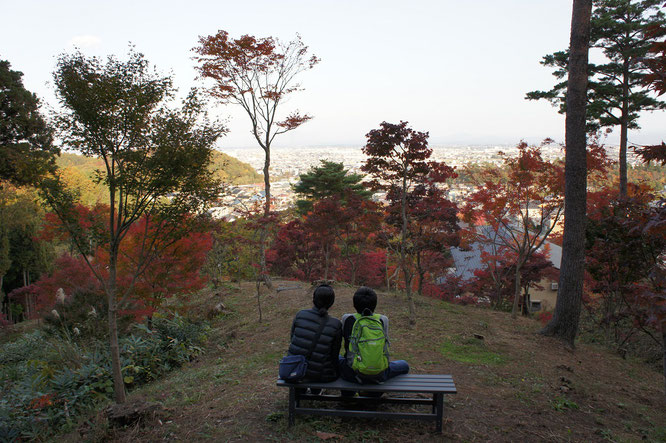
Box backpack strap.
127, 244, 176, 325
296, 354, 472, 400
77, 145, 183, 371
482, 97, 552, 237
305, 314, 328, 361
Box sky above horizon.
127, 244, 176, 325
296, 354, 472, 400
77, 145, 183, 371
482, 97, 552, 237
2, 0, 664, 149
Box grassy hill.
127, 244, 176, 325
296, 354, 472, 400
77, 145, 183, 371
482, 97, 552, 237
72, 282, 665, 442
55, 151, 262, 205
210, 150, 262, 185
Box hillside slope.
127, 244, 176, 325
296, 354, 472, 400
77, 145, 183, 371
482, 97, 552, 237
55, 151, 261, 205
84, 282, 665, 442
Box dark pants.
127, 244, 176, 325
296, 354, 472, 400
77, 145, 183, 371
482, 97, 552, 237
338, 356, 409, 396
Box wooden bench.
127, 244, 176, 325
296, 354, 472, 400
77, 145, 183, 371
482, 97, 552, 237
276, 374, 456, 433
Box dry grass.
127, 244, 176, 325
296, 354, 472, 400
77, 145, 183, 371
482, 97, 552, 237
79, 280, 665, 442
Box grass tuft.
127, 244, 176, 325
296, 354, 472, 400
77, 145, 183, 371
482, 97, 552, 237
439, 336, 506, 365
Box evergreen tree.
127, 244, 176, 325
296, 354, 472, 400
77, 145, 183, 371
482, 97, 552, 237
292, 160, 370, 214
526, 0, 666, 197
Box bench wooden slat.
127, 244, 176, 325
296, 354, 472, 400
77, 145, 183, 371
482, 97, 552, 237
276, 379, 455, 386
278, 373, 456, 433
298, 394, 435, 406
295, 407, 439, 422
277, 380, 456, 393
290, 384, 457, 392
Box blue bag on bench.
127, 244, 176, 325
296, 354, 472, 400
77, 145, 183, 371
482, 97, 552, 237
280, 313, 328, 382
279, 355, 307, 382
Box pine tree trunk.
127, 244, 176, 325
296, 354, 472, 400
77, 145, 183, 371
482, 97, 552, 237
619, 63, 630, 198
541, 0, 592, 347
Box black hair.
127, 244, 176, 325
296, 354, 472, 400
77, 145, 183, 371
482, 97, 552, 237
313, 284, 335, 316
353, 286, 377, 316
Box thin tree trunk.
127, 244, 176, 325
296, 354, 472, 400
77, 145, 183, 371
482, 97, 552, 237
323, 244, 330, 281
511, 262, 522, 319
385, 254, 390, 290
662, 326, 665, 397
23, 267, 30, 319
541, 0, 592, 347
260, 147, 272, 289
416, 252, 424, 295
619, 64, 629, 198
347, 256, 357, 286
401, 170, 416, 325
107, 254, 126, 403
2, 273, 11, 324
256, 278, 263, 323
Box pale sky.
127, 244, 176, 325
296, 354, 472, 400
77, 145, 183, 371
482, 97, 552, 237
1, 0, 664, 148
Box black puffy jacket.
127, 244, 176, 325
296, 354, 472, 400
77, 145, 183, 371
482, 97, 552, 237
288, 308, 342, 382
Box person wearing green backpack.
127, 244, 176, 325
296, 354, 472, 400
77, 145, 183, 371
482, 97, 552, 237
339, 286, 409, 385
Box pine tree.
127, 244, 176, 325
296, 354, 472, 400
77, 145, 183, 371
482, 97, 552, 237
527, 0, 666, 197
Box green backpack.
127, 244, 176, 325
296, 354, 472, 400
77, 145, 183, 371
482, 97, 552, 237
348, 313, 390, 375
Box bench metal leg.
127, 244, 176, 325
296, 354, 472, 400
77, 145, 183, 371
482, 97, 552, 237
435, 393, 444, 433
288, 387, 295, 427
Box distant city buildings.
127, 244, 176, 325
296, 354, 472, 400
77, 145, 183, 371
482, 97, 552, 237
211, 144, 636, 219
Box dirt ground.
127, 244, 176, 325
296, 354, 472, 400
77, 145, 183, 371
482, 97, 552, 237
73, 281, 666, 442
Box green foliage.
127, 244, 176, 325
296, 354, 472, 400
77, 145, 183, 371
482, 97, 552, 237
439, 336, 505, 365
0, 186, 54, 305
46, 46, 225, 403
550, 395, 579, 411
203, 219, 257, 287
292, 160, 370, 214
53, 150, 261, 206
0, 313, 208, 440
0, 59, 57, 186
210, 150, 262, 185
526, 0, 666, 132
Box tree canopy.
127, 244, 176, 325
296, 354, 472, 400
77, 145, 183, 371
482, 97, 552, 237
292, 160, 371, 214
362, 121, 458, 325
0, 59, 57, 186
46, 47, 225, 403
194, 30, 319, 286
526, 0, 666, 197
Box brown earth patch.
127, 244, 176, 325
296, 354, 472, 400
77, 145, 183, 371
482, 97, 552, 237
73, 281, 665, 442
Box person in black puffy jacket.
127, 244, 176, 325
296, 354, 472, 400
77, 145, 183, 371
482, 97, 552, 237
287, 284, 342, 383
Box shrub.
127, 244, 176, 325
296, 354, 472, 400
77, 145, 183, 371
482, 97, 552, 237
42, 288, 134, 342
0, 313, 208, 440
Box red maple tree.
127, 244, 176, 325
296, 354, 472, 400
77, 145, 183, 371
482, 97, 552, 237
463, 141, 565, 318
362, 121, 458, 324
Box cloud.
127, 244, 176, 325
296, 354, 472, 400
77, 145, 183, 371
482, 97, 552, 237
69, 35, 101, 48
